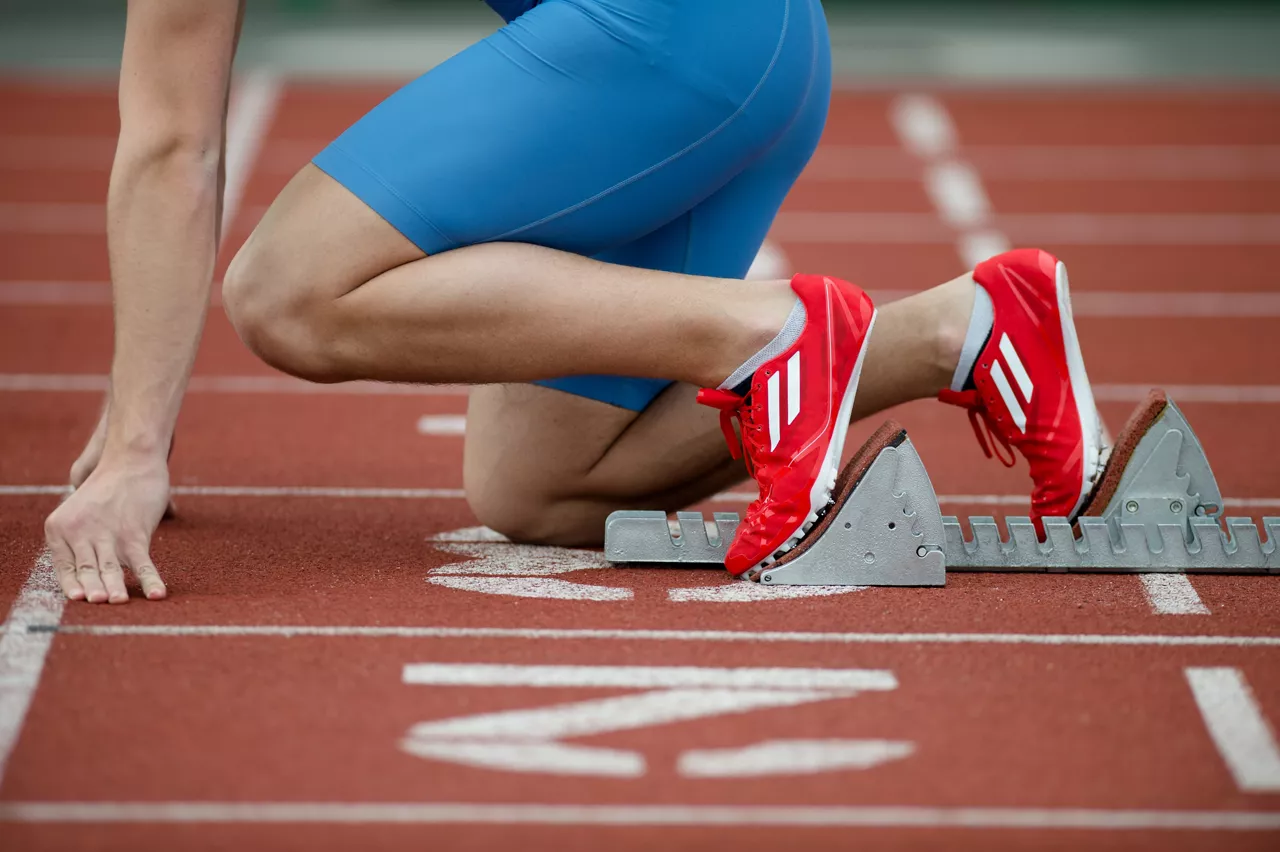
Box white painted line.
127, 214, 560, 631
428, 526, 509, 542
403, 737, 646, 778
1, 483, 1277, 511
890, 94, 956, 160
427, 538, 863, 605
402, 664, 896, 690
6, 286, 1280, 317
0, 373, 467, 396
1071, 292, 1280, 318
10, 374, 1280, 400
0, 135, 116, 169
427, 576, 633, 602
401, 664, 897, 777
923, 161, 991, 230
15, 140, 1278, 183
804, 145, 1280, 182
961, 145, 1280, 181
668, 582, 863, 602
679, 739, 914, 778
1140, 575, 1211, 615
220, 72, 281, 241
430, 543, 611, 577
0, 552, 63, 786
862, 290, 1280, 319
1093, 384, 1280, 404
8, 204, 1280, 246
2, 801, 1279, 829
745, 240, 790, 281
957, 230, 1011, 269
28, 624, 1280, 648
770, 212, 1280, 246
0, 202, 104, 234
0, 282, 111, 305
891, 93, 1008, 268
5, 485, 1280, 509
1186, 667, 1280, 792
416, 414, 467, 436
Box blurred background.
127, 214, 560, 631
4, 0, 1280, 82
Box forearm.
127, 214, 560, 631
103, 143, 221, 459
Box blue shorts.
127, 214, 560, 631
314, 0, 830, 411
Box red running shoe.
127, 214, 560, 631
698, 275, 876, 576
940, 248, 1105, 524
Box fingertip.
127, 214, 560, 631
86, 590, 108, 604
146, 586, 167, 601
108, 592, 130, 605
66, 588, 86, 602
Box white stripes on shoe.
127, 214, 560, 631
991, 333, 1034, 433
767, 352, 804, 451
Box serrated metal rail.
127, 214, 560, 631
943, 515, 1279, 573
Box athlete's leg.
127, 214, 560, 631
222, 0, 976, 546
225, 0, 816, 390
227, 168, 797, 390
459, 0, 972, 544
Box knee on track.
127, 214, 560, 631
466, 484, 605, 548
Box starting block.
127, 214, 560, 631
603, 390, 1279, 585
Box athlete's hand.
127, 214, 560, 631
45, 455, 170, 603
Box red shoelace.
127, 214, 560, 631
938, 388, 1017, 468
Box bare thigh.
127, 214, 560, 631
231, 165, 423, 308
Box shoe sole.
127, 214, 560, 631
1055, 260, 1105, 517
749, 306, 878, 572
756, 421, 908, 580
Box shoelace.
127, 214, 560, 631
938, 388, 1017, 468
696, 387, 760, 477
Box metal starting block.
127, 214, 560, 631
603, 391, 1279, 585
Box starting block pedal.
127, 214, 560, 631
603, 389, 1279, 585
606, 421, 947, 587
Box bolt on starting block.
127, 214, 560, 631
603, 390, 1280, 586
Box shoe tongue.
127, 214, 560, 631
730, 376, 753, 398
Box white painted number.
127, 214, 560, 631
401, 663, 912, 778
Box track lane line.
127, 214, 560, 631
220, 72, 281, 242
19, 624, 1280, 647
0, 373, 468, 395
1141, 575, 1211, 616
0, 75, 282, 789
3, 485, 1280, 509
0, 552, 61, 786
1186, 667, 1280, 792
891, 93, 1009, 267
6, 376, 1280, 401
0, 801, 1278, 829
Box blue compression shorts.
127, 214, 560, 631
313, 0, 831, 411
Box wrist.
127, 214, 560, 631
100, 434, 172, 466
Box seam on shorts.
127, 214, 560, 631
323, 142, 456, 248
487, 0, 792, 243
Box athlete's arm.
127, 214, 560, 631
44, 0, 244, 603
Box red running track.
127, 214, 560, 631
1, 80, 1279, 851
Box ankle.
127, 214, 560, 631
706, 280, 797, 388
930, 273, 980, 387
